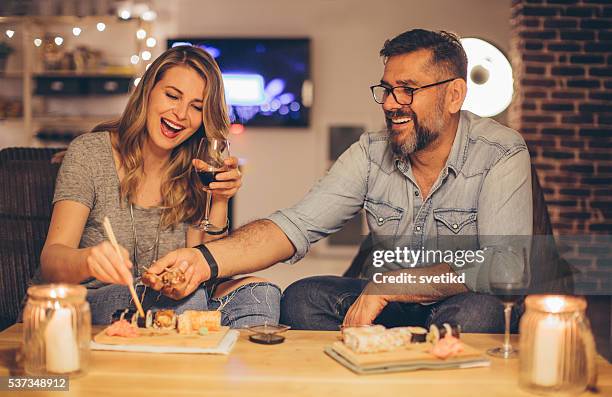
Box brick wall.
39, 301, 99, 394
509, 0, 611, 294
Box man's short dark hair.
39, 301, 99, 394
380, 29, 468, 81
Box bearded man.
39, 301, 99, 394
150, 29, 532, 332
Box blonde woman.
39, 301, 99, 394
39, 46, 281, 326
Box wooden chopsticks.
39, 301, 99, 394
102, 216, 145, 318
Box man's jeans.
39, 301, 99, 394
280, 276, 522, 332
88, 282, 281, 328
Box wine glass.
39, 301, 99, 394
487, 245, 530, 359
193, 137, 230, 233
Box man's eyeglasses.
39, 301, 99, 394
370, 78, 457, 105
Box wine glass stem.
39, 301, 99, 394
503, 302, 513, 352
204, 189, 212, 224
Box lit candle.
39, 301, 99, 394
531, 297, 566, 387
44, 305, 80, 374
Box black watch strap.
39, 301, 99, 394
194, 244, 219, 282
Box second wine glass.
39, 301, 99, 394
193, 137, 230, 233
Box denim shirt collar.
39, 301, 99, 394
394, 110, 470, 177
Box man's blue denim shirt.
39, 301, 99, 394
268, 111, 533, 292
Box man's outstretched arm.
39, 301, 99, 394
147, 219, 295, 297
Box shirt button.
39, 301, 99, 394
415, 226, 421, 232
452, 223, 459, 229
415, 191, 420, 197
378, 217, 384, 223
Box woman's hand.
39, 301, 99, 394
192, 156, 242, 201
84, 241, 134, 285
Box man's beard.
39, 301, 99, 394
385, 107, 443, 159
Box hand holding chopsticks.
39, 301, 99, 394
102, 216, 145, 318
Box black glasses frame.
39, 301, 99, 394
370, 77, 458, 105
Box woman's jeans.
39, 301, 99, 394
87, 282, 281, 328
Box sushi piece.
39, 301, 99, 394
407, 326, 428, 343
154, 309, 177, 329
177, 310, 222, 334
427, 323, 461, 343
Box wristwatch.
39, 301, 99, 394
194, 244, 219, 283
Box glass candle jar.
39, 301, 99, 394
519, 295, 597, 396
22, 284, 91, 376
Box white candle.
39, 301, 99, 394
532, 314, 563, 387
44, 306, 80, 374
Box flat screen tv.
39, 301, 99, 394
167, 38, 311, 128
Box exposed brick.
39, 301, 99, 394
523, 41, 545, 51
559, 140, 585, 149
579, 128, 610, 138
542, 103, 575, 111
522, 102, 537, 110
589, 91, 612, 101
541, 128, 575, 136
570, 55, 605, 64
559, 188, 590, 196
582, 177, 612, 185
524, 90, 548, 98
547, 42, 581, 52
560, 164, 595, 173
547, 200, 578, 207
579, 103, 610, 112
602, 6, 612, 17
590, 223, 612, 232
551, 91, 585, 99
551, 66, 585, 76
521, 78, 556, 87
546, 0, 579, 3
566, 79, 600, 88
580, 152, 610, 160
590, 68, 612, 77
523, 115, 557, 123
585, 42, 612, 52
544, 18, 578, 28
598, 31, 612, 41
522, 6, 559, 16
542, 150, 575, 159
561, 30, 596, 41
520, 30, 557, 40
522, 18, 542, 27
562, 6, 597, 17
562, 114, 594, 123
526, 65, 546, 74
560, 211, 592, 220
580, 19, 612, 30
546, 175, 579, 184
605, 80, 612, 89
599, 115, 612, 124
524, 53, 556, 62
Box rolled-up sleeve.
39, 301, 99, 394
266, 134, 370, 263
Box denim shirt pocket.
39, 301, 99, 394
364, 198, 403, 239
433, 208, 478, 235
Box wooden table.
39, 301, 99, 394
0, 324, 609, 397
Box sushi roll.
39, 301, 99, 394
154, 309, 177, 329
427, 323, 461, 343
111, 308, 129, 323
406, 326, 428, 343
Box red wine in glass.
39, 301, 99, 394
197, 170, 219, 188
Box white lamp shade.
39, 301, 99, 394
460, 38, 514, 117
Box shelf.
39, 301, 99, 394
34, 71, 135, 78
33, 115, 119, 124
0, 71, 23, 79
0, 15, 139, 25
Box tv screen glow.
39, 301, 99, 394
167, 38, 311, 128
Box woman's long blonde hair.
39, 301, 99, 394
93, 46, 229, 228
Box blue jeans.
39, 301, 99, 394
280, 276, 522, 332
87, 282, 281, 328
